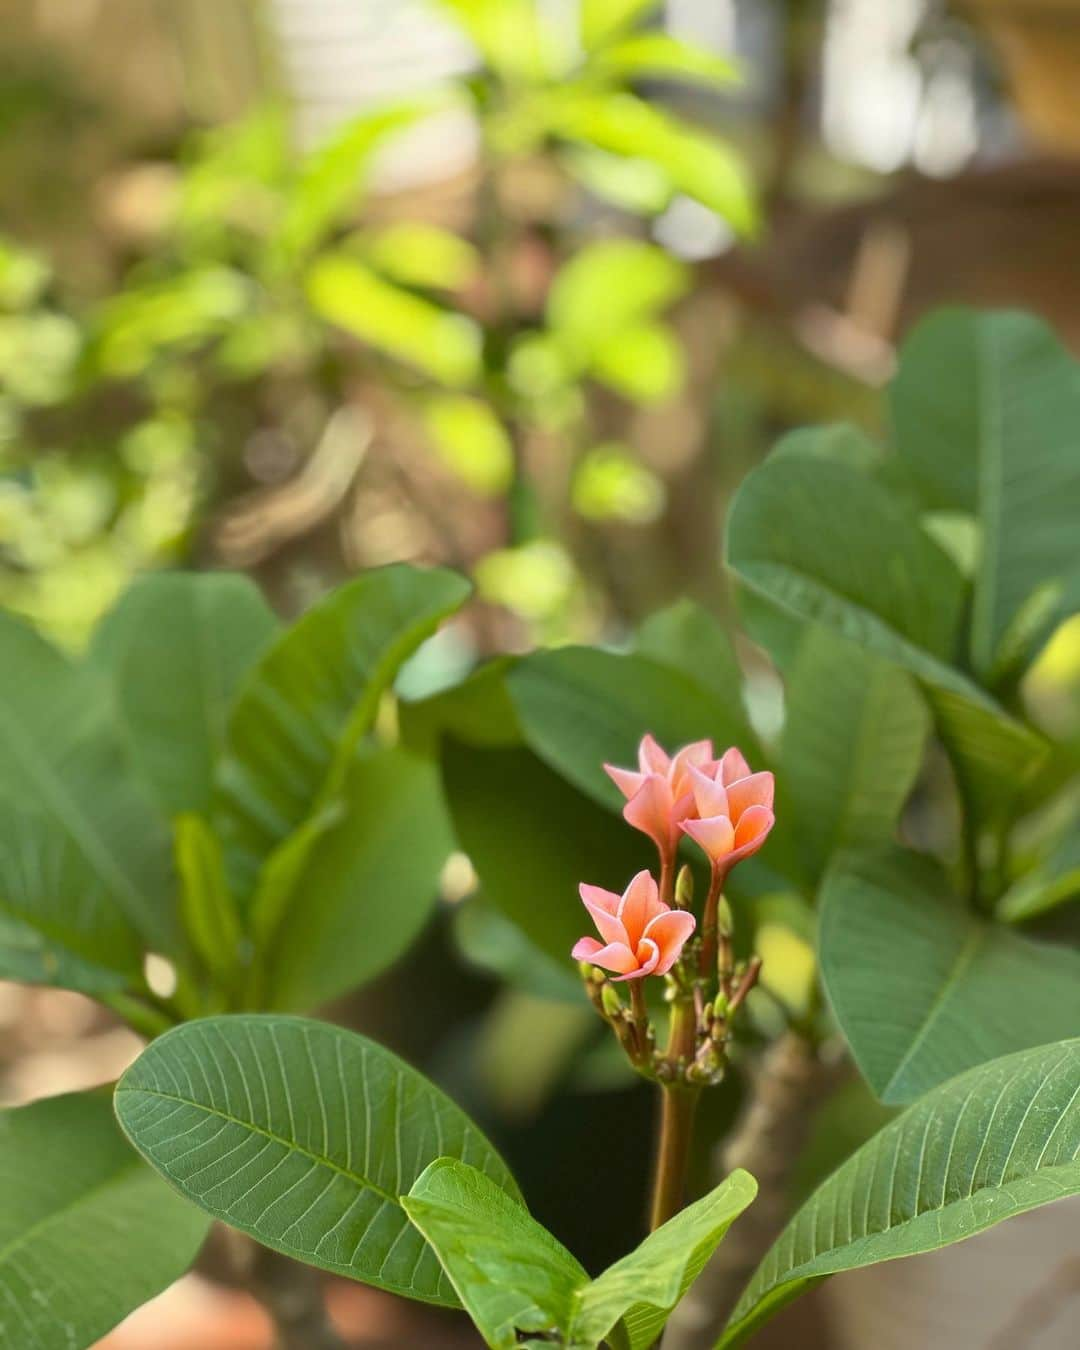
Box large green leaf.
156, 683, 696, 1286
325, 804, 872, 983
819, 847, 1080, 1103
212, 564, 470, 903
780, 629, 930, 886
263, 745, 454, 1010
997, 828, 1080, 922
635, 598, 750, 719
91, 571, 277, 815
442, 740, 653, 964
404, 1159, 756, 1350
507, 646, 757, 810
718, 1038, 1080, 1347
891, 310, 1080, 679
114, 1014, 519, 1306
0, 1089, 209, 1350
0, 612, 175, 959
725, 444, 1047, 821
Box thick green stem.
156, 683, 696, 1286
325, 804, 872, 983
650, 1085, 700, 1232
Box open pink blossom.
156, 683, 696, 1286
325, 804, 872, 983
680, 759, 775, 872
604, 734, 715, 856
572, 869, 696, 981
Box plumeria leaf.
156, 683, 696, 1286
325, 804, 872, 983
115, 1015, 520, 1307
997, 829, 1080, 922
718, 1038, 1080, 1347
212, 563, 470, 905
780, 629, 930, 887
90, 571, 278, 816
891, 309, 1080, 681
0, 612, 175, 968
819, 846, 1080, 1103
0, 1090, 210, 1350
174, 813, 243, 989
404, 1160, 756, 1350
590, 33, 739, 88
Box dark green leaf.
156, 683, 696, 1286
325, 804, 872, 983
174, 814, 243, 988
997, 829, 1080, 922
718, 1038, 1080, 1347
91, 571, 277, 816
819, 846, 1080, 1103
212, 564, 470, 903
0, 1090, 209, 1350
115, 1014, 520, 1306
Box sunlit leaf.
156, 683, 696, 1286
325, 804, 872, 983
572, 444, 666, 523
718, 1039, 1080, 1346
582, 0, 661, 52
591, 322, 685, 404
0, 1090, 210, 1350
115, 1015, 520, 1305
364, 222, 480, 291
423, 394, 514, 496
590, 33, 739, 88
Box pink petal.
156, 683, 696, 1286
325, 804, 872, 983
623, 775, 676, 852
643, 909, 697, 974
613, 937, 660, 981
576, 939, 639, 975
604, 763, 646, 801
727, 771, 774, 819
579, 883, 622, 915
718, 747, 752, 786
730, 805, 774, 860
618, 869, 661, 944
581, 898, 630, 948
669, 740, 714, 794
638, 733, 670, 776
680, 813, 735, 863
689, 765, 728, 820
572, 936, 602, 961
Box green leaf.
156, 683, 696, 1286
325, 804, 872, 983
552, 91, 755, 233
306, 254, 482, 386
364, 222, 479, 291
780, 629, 930, 886
819, 846, 1080, 1103
423, 394, 514, 497
0, 1090, 210, 1350
718, 1038, 1080, 1347
507, 646, 758, 810
891, 310, 1080, 680
403, 1158, 589, 1348
547, 240, 688, 364
174, 814, 243, 988
454, 896, 584, 1002
590, 322, 685, 404
725, 444, 1047, 820
572, 1170, 757, 1350
212, 564, 470, 903
581, 0, 659, 50
0, 612, 175, 958
405, 1161, 756, 1350
263, 746, 454, 1010
435, 0, 565, 81
115, 1014, 520, 1306
590, 33, 739, 88
91, 571, 277, 816
997, 828, 1080, 922
442, 741, 653, 964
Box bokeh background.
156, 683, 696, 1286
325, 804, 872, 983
3, 2, 1080, 1346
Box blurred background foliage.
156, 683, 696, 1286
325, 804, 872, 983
4, 2, 1080, 1342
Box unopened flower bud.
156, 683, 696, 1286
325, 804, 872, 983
674, 864, 695, 909
716, 895, 734, 935
601, 983, 623, 1019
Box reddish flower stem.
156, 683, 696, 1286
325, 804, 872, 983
649, 994, 700, 1229
699, 863, 726, 986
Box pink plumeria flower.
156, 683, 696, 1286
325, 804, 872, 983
680, 755, 775, 873
604, 734, 715, 857
572, 869, 696, 981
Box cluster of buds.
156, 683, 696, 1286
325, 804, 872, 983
573, 736, 774, 1088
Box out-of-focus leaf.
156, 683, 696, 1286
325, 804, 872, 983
819, 846, 1080, 1103
718, 1039, 1080, 1347
560, 146, 673, 214
0, 1090, 210, 1350
174, 814, 242, 989
307, 254, 481, 386
91, 572, 278, 816
572, 444, 665, 523
454, 896, 583, 1002
400, 659, 522, 755
997, 829, 1080, 922
781, 629, 930, 887
264, 746, 454, 1011
891, 310, 1080, 681
582, 0, 660, 51
552, 91, 755, 233
423, 394, 514, 496
591, 33, 739, 87
278, 102, 428, 260
636, 599, 748, 714
364, 222, 479, 291
474, 541, 578, 623
115, 1015, 520, 1306
591, 322, 685, 403
213, 564, 470, 903
0, 612, 175, 959
435, 0, 566, 80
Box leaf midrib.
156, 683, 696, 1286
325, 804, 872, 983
117, 1084, 401, 1208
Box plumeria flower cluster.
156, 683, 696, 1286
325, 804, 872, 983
574, 735, 774, 1085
